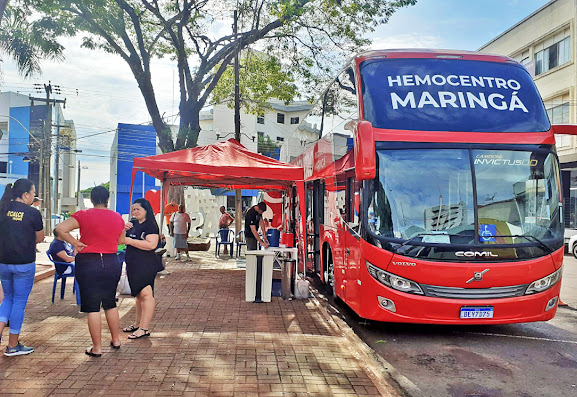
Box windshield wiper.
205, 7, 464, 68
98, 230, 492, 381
495, 235, 554, 254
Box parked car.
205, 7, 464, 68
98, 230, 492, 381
568, 232, 577, 258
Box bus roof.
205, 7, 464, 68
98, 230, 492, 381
354, 49, 517, 65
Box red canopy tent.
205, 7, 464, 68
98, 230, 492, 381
131, 138, 303, 190
130, 139, 306, 259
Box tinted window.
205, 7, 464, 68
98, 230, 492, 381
361, 59, 550, 132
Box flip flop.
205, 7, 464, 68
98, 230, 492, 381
123, 324, 139, 333
110, 342, 121, 350
85, 348, 102, 357
128, 329, 150, 339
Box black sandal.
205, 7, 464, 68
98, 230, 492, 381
123, 324, 139, 333
128, 329, 150, 339
110, 342, 121, 350
85, 348, 102, 357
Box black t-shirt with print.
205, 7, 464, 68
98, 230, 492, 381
0, 201, 44, 264
244, 207, 262, 239
125, 219, 162, 271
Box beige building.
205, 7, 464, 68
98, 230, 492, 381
479, 0, 577, 228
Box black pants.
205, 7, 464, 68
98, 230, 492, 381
75, 253, 121, 313
246, 237, 258, 251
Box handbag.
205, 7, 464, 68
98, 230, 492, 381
117, 264, 132, 295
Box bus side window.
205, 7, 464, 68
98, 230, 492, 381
346, 177, 361, 231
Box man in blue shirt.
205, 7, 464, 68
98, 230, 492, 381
48, 229, 75, 275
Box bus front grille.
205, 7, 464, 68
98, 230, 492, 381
421, 284, 528, 299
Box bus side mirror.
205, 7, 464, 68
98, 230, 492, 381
353, 120, 376, 180
551, 124, 577, 135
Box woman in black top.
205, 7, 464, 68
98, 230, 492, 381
0, 179, 44, 356
122, 198, 162, 339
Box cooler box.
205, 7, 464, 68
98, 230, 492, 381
266, 229, 280, 247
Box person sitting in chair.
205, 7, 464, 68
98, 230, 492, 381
48, 229, 75, 275
218, 206, 234, 255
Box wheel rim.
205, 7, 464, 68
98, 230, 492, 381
328, 261, 335, 294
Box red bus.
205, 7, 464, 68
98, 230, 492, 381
291, 49, 566, 324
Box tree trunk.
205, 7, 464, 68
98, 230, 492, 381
134, 68, 174, 153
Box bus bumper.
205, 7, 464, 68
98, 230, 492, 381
359, 279, 562, 324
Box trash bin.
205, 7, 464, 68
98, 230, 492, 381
281, 258, 296, 300
245, 250, 275, 303
266, 228, 280, 247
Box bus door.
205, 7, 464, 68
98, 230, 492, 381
305, 181, 323, 273
344, 175, 362, 310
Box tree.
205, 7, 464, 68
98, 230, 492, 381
211, 50, 298, 115
257, 134, 281, 158
0, 5, 65, 77
20, 0, 417, 152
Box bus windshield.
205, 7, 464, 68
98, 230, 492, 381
368, 148, 563, 248
361, 58, 551, 132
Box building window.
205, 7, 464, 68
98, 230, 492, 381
0, 161, 7, 174
276, 136, 284, 142
277, 113, 285, 124
290, 117, 299, 124
257, 131, 264, 137
547, 102, 570, 124
535, 36, 571, 75
548, 102, 571, 147
257, 114, 264, 124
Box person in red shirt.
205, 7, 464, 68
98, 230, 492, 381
55, 186, 125, 357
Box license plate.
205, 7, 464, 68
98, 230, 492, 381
460, 306, 494, 319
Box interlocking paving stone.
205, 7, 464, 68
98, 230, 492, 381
0, 250, 398, 396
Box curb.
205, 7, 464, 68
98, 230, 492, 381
309, 286, 423, 397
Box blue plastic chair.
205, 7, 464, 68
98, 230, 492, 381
236, 230, 247, 258
46, 251, 80, 305
215, 229, 234, 258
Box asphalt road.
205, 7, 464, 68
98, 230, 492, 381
323, 254, 577, 397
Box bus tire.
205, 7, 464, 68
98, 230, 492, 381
326, 259, 336, 297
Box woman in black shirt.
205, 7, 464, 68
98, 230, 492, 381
122, 198, 162, 339
0, 179, 44, 356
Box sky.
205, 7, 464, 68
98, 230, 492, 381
0, 0, 552, 189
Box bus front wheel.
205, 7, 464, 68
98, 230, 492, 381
326, 260, 336, 297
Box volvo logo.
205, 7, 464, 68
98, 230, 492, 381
455, 251, 498, 258
466, 269, 490, 283
392, 261, 416, 267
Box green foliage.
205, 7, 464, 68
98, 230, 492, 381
81, 181, 110, 194
257, 134, 281, 158
16, 0, 418, 150
0, 5, 65, 77
212, 50, 298, 115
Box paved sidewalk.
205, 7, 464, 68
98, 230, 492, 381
0, 251, 402, 397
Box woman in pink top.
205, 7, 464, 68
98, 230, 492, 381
55, 186, 125, 357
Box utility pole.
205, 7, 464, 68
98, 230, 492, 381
233, 9, 243, 235
29, 82, 66, 234
77, 160, 81, 208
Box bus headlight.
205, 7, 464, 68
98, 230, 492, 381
367, 262, 424, 295
525, 267, 562, 295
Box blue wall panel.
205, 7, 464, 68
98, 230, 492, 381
115, 123, 157, 214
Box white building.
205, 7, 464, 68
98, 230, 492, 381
478, 0, 577, 227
